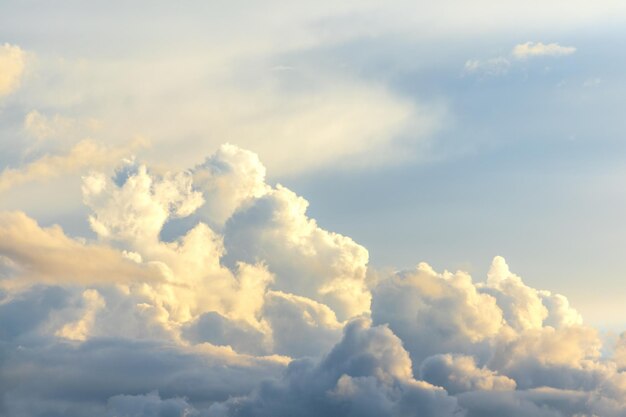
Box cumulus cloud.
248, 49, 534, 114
512, 41, 576, 59
192, 143, 269, 227
371, 262, 504, 364
372, 257, 602, 374
223, 183, 371, 321
77, 144, 371, 349
0, 43, 25, 97
2, 144, 626, 417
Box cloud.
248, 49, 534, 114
0, 211, 163, 288
23, 110, 102, 142
465, 41, 576, 77
220, 82, 439, 175
262, 290, 343, 357
14, 43, 443, 176
207, 318, 461, 417
1, 333, 286, 417
512, 41, 576, 59
0, 43, 25, 97
0, 137, 148, 193
192, 143, 269, 227
2, 144, 626, 416
223, 183, 371, 321
78, 144, 370, 349
420, 354, 517, 395
55, 289, 106, 341
106, 392, 198, 417
371, 261, 504, 364
372, 257, 602, 372
464, 58, 511, 76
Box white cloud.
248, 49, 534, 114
512, 41, 576, 59
0, 43, 25, 97
193, 143, 269, 226
223, 183, 371, 320
76, 144, 371, 349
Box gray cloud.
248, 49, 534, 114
206, 318, 461, 417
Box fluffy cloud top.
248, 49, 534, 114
1, 144, 626, 417
0, 43, 25, 96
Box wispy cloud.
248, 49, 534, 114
512, 41, 576, 59
465, 40, 576, 77
464, 57, 511, 76
0, 137, 147, 193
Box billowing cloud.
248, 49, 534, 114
1, 144, 626, 417
512, 41, 576, 59
0, 43, 25, 97
222, 183, 371, 321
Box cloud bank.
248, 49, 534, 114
1, 144, 625, 417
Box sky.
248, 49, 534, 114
2, 1, 626, 416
